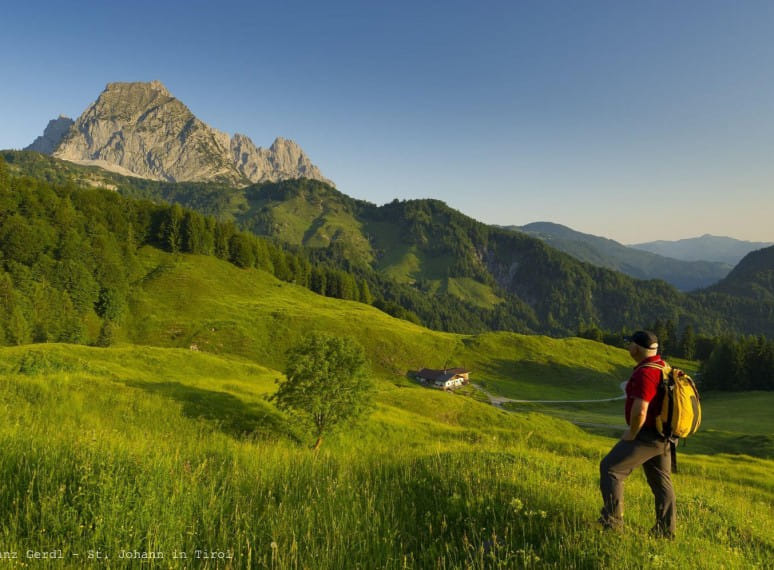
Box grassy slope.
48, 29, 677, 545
0, 249, 771, 568
242, 186, 375, 264
1, 343, 771, 569
365, 216, 503, 308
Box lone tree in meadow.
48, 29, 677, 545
272, 332, 372, 450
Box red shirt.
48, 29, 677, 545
625, 355, 665, 428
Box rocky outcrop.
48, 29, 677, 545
29, 81, 332, 186
25, 116, 74, 154
231, 134, 333, 186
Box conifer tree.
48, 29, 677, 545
229, 233, 256, 268
214, 221, 236, 259
0, 155, 8, 186
7, 306, 31, 345
54, 260, 99, 314
96, 319, 115, 347
310, 267, 327, 295
665, 319, 677, 353
679, 325, 696, 360
162, 203, 184, 253
701, 338, 742, 390
58, 294, 83, 344
359, 279, 373, 305
182, 210, 207, 254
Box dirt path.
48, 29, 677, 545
472, 381, 628, 430
472, 381, 628, 407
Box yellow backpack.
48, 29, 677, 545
641, 362, 702, 439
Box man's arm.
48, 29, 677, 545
623, 398, 649, 441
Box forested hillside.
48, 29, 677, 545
708, 245, 774, 302
3, 151, 774, 341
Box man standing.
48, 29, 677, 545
599, 330, 675, 538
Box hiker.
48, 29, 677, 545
598, 330, 676, 538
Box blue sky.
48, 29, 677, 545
2, 0, 774, 242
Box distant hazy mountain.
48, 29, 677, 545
506, 222, 732, 291
629, 234, 773, 265
25, 80, 331, 187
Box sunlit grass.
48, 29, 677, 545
0, 342, 772, 569
0, 251, 771, 568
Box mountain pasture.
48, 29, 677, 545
0, 251, 771, 568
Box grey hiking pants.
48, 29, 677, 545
599, 427, 676, 535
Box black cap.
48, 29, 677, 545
624, 330, 659, 350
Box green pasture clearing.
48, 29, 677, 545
457, 332, 632, 400
443, 277, 504, 309
123, 249, 634, 398
242, 186, 373, 263
366, 219, 456, 282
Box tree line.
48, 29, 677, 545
577, 318, 773, 391
700, 336, 774, 391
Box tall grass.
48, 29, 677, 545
0, 344, 771, 568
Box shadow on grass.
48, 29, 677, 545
405, 369, 433, 388
124, 380, 300, 443
302, 216, 328, 244
474, 358, 629, 400
677, 431, 774, 459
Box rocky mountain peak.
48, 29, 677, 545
105, 79, 170, 95
28, 81, 332, 187
25, 115, 74, 154
149, 79, 171, 95
230, 134, 333, 186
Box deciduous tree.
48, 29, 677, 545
271, 332, 372, 450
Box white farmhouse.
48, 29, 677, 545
416, 368, 470, 391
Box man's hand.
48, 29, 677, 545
623, 397, 649, 441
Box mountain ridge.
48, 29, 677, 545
630, 234, 773, 265
708, 245, 774, 303
25, 80, 332, 187
508, 221, 732, 291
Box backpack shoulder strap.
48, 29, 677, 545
637, 361, 672, 382
637, 361, 670, 373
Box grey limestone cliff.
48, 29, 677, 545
231, 134, 333, 186
30, 80, 332, 186
25, 116, 75, 154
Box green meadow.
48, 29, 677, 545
0, 249, 772, 568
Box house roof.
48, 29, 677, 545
417, 368, 470, 382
